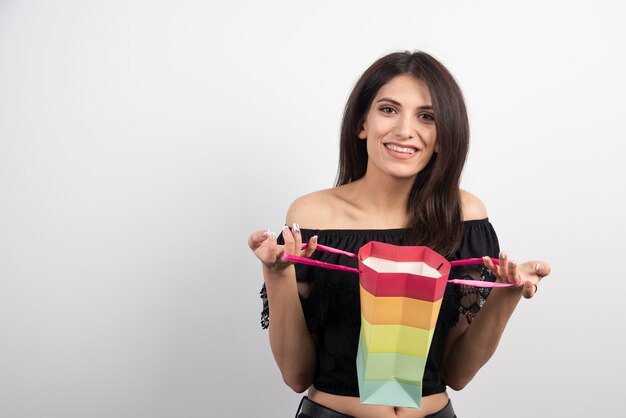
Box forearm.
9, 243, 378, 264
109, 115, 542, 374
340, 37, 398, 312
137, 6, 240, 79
443, 287, 523, 389
263, 264, 316, 392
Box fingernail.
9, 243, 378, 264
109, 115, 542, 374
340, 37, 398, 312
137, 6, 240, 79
293, 223, 300, 234
261, 229, 269, 238
312, 235, 318, 242
269, 232, 276, 240
536, 264, 544, 272
283, 225, 290, 234
499, 251, 506, 260
482, 256, 489, 262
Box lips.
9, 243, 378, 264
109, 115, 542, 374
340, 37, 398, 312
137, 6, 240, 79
384, 143, 419, 154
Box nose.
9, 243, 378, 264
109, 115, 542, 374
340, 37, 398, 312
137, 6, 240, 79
393, 115, 416, 139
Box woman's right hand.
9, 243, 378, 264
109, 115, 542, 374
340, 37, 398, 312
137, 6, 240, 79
247, 223, 318, 271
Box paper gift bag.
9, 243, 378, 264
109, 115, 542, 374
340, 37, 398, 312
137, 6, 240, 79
356, 241, 451, 409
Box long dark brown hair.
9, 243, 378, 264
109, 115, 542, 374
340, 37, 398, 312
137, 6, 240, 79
336, 51, 469, 257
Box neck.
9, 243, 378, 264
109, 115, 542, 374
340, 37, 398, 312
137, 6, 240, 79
350, 171, 415, 225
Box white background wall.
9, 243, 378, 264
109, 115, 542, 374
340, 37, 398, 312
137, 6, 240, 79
1, 1, 624, 416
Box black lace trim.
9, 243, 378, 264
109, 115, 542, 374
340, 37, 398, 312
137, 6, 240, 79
260, 284, 269, 330
452, 266, 495, 325
259, 282, 321, 333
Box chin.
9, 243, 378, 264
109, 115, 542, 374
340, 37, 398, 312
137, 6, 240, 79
389, 171, 420, 180
388, 165, 428, 179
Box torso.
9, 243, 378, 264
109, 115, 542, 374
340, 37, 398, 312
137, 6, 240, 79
287, 183, 488, 417
308, 387, 450, 418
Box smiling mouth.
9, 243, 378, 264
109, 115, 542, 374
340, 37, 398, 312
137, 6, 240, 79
384, 143, 418, 154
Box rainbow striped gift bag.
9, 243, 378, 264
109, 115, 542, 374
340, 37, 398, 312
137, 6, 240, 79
356, 241, 450, 409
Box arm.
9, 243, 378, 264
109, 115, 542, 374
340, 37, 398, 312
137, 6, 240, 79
441, 191, 551, 389
249, 224, 318, 393
441, 257, 549, 390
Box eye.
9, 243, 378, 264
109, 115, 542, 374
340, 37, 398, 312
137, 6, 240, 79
418, 113, 435, 122
379, 106, 397, 114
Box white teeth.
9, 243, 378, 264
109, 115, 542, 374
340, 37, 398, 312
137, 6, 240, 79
385, 143, 417, 154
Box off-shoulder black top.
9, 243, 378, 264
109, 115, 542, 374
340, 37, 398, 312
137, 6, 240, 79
260, 218, 500, 397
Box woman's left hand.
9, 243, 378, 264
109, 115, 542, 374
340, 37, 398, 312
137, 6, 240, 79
483, 252, 551, 299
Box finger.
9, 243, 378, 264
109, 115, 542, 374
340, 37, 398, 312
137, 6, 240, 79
482, 256, 496, 273
508, 260, 521, 284
291, 223, 303, 254
534, 261, 551, 279
483, 256, 502, 279
302, 235, 318, 258
522, 280, 537, 299
498, 251, 509, 281
520, 261, 551, 281
282, 224, 295, 254
248, 229, 270, 250
262, 230, 279, 263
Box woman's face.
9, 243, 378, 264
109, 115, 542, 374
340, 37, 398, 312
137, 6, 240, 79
359, 74, 437, 181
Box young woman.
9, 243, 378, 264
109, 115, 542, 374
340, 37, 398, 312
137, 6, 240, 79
248, 51, 550, 418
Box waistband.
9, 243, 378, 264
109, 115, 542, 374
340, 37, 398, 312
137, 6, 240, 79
296, 397, 354, 418
295, 396, 456, 418
425, 399, 456, 418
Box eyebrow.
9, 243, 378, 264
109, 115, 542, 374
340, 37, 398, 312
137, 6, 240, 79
376, 97, 433, 110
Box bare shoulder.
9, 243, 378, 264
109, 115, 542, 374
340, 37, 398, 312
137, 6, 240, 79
460, 189, 488, 221
285, 188, 340, 228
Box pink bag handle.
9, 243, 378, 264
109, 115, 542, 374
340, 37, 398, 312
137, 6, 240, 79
282, 252, 361, 274
282, 243, 516, 288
